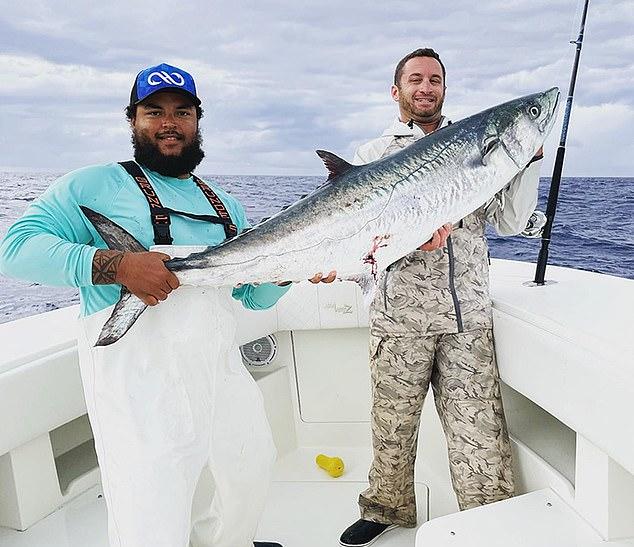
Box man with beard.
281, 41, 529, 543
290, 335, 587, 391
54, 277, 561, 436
0, 63, 299, 547
339, 49, 544, 546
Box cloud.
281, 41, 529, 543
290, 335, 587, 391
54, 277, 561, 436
561, 102, 634, 176
0, 57, 123, 104
0, 0, 632, 176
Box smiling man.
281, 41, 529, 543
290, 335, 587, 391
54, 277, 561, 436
0, 63, 290, 547
340, 49, 545, 546
391, 52, 445, 133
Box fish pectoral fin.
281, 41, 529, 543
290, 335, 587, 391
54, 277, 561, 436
315, 150, 355, 181
80, 206, 147, 252
345, 273, 377, 308
95, 288, 148, 346
480, 136, 500, 165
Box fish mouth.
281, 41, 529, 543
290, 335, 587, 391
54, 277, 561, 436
540, 87, 560, 132
547, 86, 560, 110
551, 87, 560, 111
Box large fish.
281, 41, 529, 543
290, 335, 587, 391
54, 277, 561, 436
83, 87, 559, 346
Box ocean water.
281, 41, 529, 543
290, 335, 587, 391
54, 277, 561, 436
1, 173, 632, 324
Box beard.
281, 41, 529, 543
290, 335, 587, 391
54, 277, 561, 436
132, 128, 205, 178
401, 93, 444, 123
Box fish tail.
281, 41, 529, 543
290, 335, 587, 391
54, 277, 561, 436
95, 289, 148, 346
80, 206, 149, 346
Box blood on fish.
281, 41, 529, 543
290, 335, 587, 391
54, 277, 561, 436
364, 235, 391, 278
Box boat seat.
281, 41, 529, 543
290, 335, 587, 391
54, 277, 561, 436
0, 305, 91, 531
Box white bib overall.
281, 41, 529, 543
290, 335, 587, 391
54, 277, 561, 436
77, 287, 276, 547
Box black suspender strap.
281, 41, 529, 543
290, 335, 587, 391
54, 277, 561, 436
118, 161, 238, 244
119, 161, 173, 244
191, 174, 238, 238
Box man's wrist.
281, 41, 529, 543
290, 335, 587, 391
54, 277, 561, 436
92, 249, 124, 285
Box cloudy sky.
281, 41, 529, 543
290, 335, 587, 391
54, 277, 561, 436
1, 0, 632, 177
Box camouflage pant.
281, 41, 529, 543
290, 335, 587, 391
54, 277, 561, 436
359, 329, 515, 527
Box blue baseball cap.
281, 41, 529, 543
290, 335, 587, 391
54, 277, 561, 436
129, 63, 201, 106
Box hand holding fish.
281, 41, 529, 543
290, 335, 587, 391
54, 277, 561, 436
117, 251, 180, 306
419, 223, 453, 252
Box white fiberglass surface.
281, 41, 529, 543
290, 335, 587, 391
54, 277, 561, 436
257, 481, 428, 547
417, 489, 634, 547
0, 481, 428, 547
0, 486, 108, 547
490, 259, 634, 366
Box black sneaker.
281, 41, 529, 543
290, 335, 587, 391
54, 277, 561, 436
254, 543, 283, 547
339, 519, 398, 546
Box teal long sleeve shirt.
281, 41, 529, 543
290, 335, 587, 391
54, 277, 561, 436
0, 162, 290, 316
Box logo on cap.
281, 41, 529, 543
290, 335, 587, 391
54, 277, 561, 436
148, 71, 186, 87
130, 63, 201, 106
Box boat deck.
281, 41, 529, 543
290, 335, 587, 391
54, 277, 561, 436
2, 261, 633, 546
0, 447, 428, 546
0, 484, 427, 547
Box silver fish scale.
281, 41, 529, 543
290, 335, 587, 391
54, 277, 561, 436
95, 89, 559, 345
169, 89, 559, 287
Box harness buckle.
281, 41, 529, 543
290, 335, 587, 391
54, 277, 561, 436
153, 223, 173, 245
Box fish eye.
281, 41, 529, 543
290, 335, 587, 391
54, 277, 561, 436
528, 105, 541, 119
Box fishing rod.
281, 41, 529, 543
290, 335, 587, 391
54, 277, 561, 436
533, 0, 590, 285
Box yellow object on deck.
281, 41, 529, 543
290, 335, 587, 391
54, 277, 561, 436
316, 454, 345, 478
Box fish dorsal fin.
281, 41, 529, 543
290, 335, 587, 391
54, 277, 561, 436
316, 150, 354, 181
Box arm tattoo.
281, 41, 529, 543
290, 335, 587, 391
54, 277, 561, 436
92, 250, 124, 285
